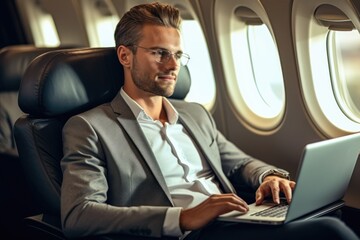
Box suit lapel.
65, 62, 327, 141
178, 115, 217, 165
110, 93, 173, 205
177, 108, 236, 193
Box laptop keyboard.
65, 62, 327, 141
250, 202, 289, 218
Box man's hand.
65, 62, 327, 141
179, 193, 248, 231
255, 176, 296, 205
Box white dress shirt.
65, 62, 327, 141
120, 89, 222, 237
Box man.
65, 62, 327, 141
60, 2, 358, 240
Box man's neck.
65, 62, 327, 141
122, 87, 168, 123
138, 97, 168, 123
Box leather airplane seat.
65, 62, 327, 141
0, 45, 70, 155
14, 47, 191, 239
0, 45, 78, 237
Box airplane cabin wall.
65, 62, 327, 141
194, 0, 321, 178
193, 0, 360, 208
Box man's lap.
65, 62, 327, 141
185, 217, 359, 240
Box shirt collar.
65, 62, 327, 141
120, 88, 179, 124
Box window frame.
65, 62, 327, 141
215, 0, 286, 133
292, 0, 360, 137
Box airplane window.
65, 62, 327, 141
95, 16, 119, 47
293, 2, 360, 136
230, 21, 285, 128
245, 24, 285, 118
36, 13, 60, 47
17, 0, 60, 47
181, 20, 216, 109
328, 30, 360, 123
215, 3, 285, 132
80, 0, 119, 47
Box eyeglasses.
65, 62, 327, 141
132, 45, 190, 66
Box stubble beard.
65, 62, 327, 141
131, 59, 176, 98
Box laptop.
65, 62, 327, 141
217, 132, 360, 225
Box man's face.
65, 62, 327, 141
130, 24, 182, 98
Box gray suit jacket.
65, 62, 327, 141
61, 93, 276, 238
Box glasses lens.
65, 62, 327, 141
153, 48, 190, 66
160, 50, 172, 63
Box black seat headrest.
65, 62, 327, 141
0, 45, 72, 92
19, 47, 191, 117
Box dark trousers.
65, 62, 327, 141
90, 216, 358, 240
185, 216, 359, 240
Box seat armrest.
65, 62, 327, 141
23, 214, 65, 240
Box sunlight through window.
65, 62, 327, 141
248, 25, 285, 116
40, 14, 60, 47
96, 16, 119, 47
329, 30, 360, 123
22, 0, 60, 47
232, 24, 285, 119
81, 0, 119, 47
181, 20, 216, 109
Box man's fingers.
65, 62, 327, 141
209, 194, 249, 213
180, 193, 251, 231
255, 188, 268, 205
257, 177, 297, 205
283, 181, 296, 203
270, 181, 280, 204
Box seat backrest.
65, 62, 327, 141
0, 45, 87, 237
0, 45, 74, 155
14, 47, 191, 217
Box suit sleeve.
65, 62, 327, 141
61, 115, 168, 239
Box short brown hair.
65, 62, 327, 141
114, 2, 182, 51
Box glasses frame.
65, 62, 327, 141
131, 45, 190, 66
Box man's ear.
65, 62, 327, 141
117, 45, 132, 68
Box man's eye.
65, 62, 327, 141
157, 50, 169, 57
